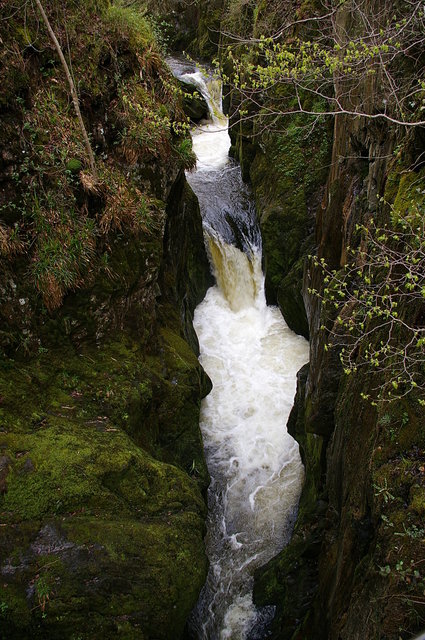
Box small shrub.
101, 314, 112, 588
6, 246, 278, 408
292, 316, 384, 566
310, 202, 425, 404
175, 138, 197, 170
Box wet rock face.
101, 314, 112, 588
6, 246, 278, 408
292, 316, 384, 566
253, 57, 425, 640
179, 81, 209, 122
161, 173, 214, 354
144, 0, 224, 56
0, 170, 211, 640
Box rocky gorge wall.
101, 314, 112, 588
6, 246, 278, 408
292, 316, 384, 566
253, 110, 425, 640
0, 2, 213, 638
240, 7, 425, 640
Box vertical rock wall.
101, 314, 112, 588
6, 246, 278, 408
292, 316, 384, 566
252, 3, 425, 637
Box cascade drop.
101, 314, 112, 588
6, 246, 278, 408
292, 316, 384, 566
169, 58, 309, 640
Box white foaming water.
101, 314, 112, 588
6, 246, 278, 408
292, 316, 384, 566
170, 60, 230, 171
168, 58, 310, 639
192, 244, 308, 639
189, 79, 229, 172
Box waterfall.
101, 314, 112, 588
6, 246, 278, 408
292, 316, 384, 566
168, 57, 309, 640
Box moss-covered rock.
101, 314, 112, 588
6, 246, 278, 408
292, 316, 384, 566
179, 81, 209, 122
1, 514, 206, 640
248, 117, 331, 338
0, 3, 213, 634
0, 308, 210, 638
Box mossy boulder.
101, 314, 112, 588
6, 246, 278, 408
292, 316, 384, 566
179, 81, 209, 122
0, 330, 209, 639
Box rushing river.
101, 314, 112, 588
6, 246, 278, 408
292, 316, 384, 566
168, 58, 309, 640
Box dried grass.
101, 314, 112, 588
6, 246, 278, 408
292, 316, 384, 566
0, 222, 25, 258
80, 170, 100, 193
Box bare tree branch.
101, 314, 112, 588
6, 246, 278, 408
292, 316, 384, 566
34, 0, 97, 180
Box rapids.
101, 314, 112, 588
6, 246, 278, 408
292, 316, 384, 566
168, 57, 309, 639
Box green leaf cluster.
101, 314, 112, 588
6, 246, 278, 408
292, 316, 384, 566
310, 196, 425, 403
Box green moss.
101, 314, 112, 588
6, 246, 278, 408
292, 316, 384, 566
384, 166, 425, 219
196, 4, 223, 57
0, 356, 203, 523
104, 2, 153, 50
248, 111, 331, 332
65, 159, 82, 174
0, 332, 208, 638
1, 513, 207, 638
409, 485, 425, 516
154, 327, 210, 491
384, 168, 402, 205
392, 169, 425, 218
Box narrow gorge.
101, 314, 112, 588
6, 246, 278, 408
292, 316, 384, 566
0, 1, 424, 640
169, 60, 308, 638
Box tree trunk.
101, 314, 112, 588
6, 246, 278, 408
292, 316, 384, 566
34, 0, 98, 180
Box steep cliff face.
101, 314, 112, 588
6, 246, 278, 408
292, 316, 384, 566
287, 124, 424, 640
0, 2, 212, 637
246, 119, 331, 339
145, 0, 226, 58
251, 4, 425, 639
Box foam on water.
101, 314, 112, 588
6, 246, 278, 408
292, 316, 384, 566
192, 249, 308, 638
168, 57, 309, 639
